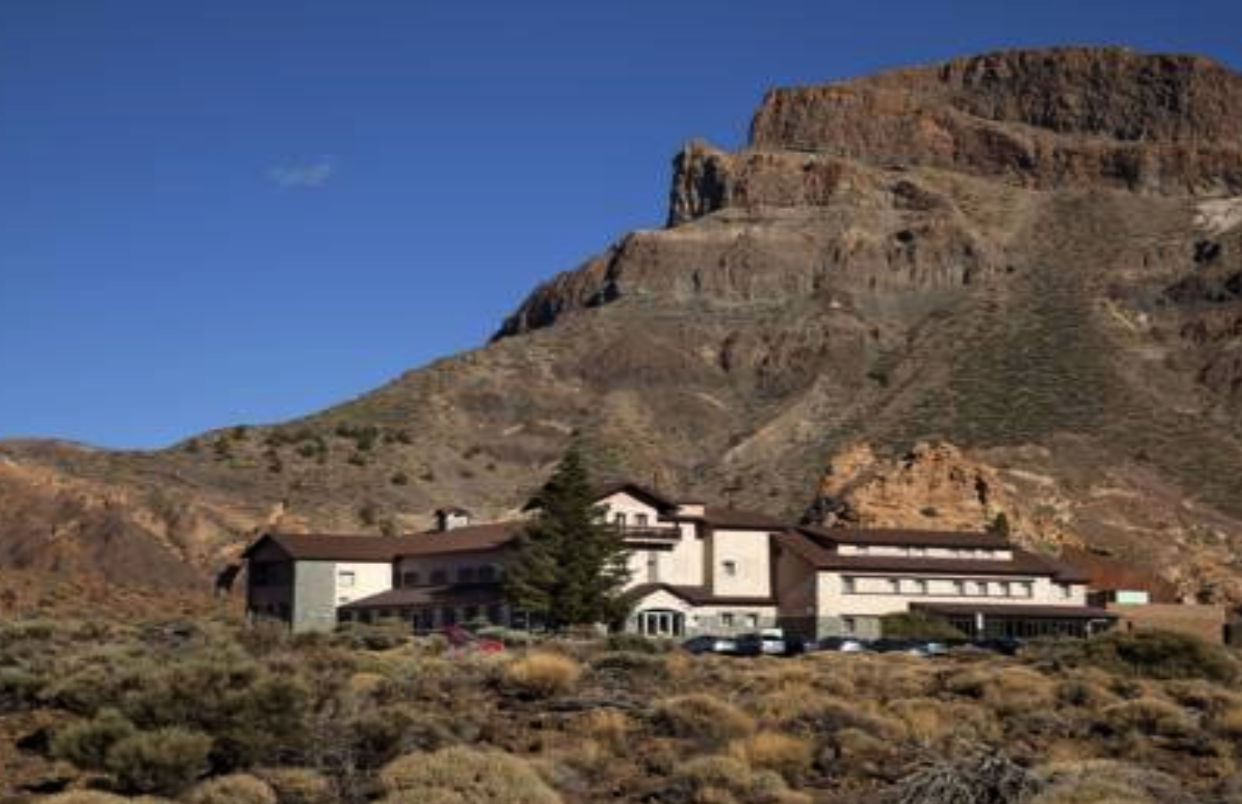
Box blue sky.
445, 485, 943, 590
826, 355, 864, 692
2, 1, 1239, 449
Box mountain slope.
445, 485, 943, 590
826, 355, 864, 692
3, 46, 1242, 607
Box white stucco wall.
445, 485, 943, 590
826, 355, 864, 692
710, 529, 772, 598
334, 561, 393, 607
599, 492, 705, 588
816, 571, 1087, 617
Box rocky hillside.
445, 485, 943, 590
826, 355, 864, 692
3, 46, 1242, 609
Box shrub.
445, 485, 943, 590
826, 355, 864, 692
589, 650, 667, 677
605, 632, 664, 653
728, 731, 814, 782
1033, 630, 1238, 683
653, 694, 756, 744
105, 727, 212, 795
378, 746, 561, 804
0, 666, 43, 711
1030, 759, 1195, 804
663, 755, 809, 804
185, 774, 277, 804
501, 652, 582, 698
51, 708, 137, 770
889, 749, 1037, 804
880, 611, 967, 641
34, 794, 131, 804
573, 709, 632, 749
1101, 698, 1197, 739
254, 767, 336, 804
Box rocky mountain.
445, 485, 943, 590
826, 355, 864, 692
3, 46, 1242, 611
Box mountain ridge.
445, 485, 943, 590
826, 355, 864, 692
3, 45, 1242, 611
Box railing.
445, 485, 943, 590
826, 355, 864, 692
614, 524, 681, 541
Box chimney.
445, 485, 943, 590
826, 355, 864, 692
434, 507, 471, 532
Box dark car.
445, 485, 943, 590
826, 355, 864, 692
682, 635, 738, 655
734, 631, 786, 657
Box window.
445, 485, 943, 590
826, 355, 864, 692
478, 565, 496, 583
1057, 583, 1072, 599
458, 567, 476, 583
972, 581, 988, 597
721, 612, 735, 628
402, 571, 419, 587
856, 545, 870, 555
952, 580, 966, 596
430, 569, 447, 585
744, 613, 758, 629
999, 581, 1012, 597
912, 579, 928, 595
338, 570, 356, 588
647, 551, 660, 582
722, 560, 738, 577
1017, 581, 1033, 598
635, 513, 649, 528
887, 578, 900, 594
842, 616, 856, 635
909, 546, 926, 557
843, 576, 857, 594
613, 512, 627, 527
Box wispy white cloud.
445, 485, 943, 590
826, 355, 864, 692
266, 157, 335, 189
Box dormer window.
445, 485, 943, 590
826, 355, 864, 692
614, 512, 627, 528
635, 513, 649, 528
722, 560, 738, 577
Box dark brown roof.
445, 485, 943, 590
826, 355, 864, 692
779, 531, 1089, 583
911, 602, 1117, 620
800, 525, 1008, 549
624, 582, 775, 607
242, 532, 405, 562
392, 521, 524, 557
341, 583, 504, 610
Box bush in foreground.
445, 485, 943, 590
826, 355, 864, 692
501, 652, 582, 698
105, 727, 213, 795
378, 746, 562, 804
664, 755, 809, 804
654, 694, 756, 745
184, 774, 277, 804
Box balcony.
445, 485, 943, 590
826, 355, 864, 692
615, 524, 681, 542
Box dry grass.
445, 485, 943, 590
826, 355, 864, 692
379, 746, 561, 804
572, 709, 633, 750
184, 774, 277, 804
728, 731, 814, 782
654, 694, 756, 744
1101, 698, 1197, 739
501, 652, 582, 698
666, 755, 810, 804
253, 767, 335, 804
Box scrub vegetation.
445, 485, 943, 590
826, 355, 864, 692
2, 619, 1242, 803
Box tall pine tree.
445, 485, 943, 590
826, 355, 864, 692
503, 445, 631, 629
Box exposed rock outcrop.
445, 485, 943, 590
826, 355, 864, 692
5, 46, 1242, 610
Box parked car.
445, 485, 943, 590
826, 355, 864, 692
735, 629, 788, 657
681, 635, 738, 655
817, 636, 869, 653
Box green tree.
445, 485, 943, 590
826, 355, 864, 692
504, 445, 631, 629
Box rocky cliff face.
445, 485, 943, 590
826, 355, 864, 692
4, 46, 1242, 612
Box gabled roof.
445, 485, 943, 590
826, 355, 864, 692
779, 530, 1090, 583
392, 521, 524, 557
624, 582, 775, 607
799, 524, 1008, 549
591, 481, 680, 512
242, 532, 405, 562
